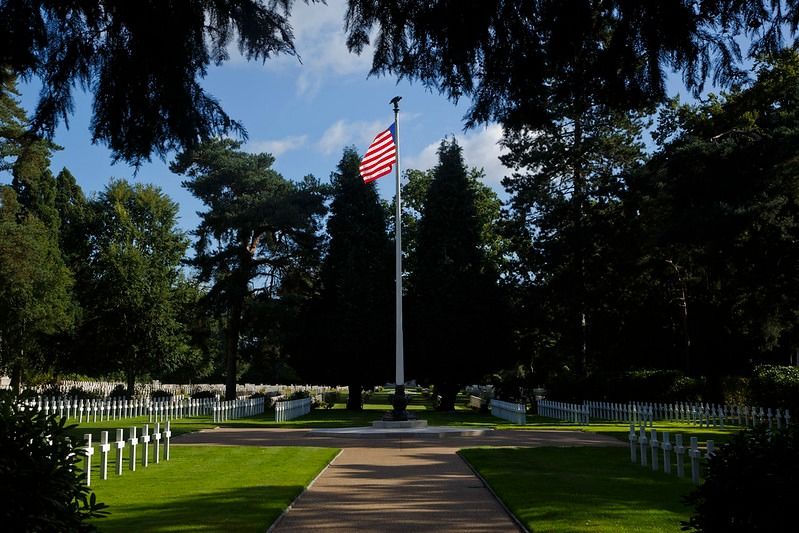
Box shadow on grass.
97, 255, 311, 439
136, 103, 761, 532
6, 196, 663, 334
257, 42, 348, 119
460, 447, 693, 533
92, 484, 304, 531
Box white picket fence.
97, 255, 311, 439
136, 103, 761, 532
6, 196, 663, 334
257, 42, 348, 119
585, 400, 792, 429
535, 399, 793, 429
211, 397, 266, 423
490, 399, 527, 424
537, 399, 590, 424
80, 421, 172, 487
274, 397, 312, 422
627, 424, 714, 484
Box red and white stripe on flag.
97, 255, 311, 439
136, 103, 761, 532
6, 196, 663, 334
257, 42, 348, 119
359, 123, 397, 183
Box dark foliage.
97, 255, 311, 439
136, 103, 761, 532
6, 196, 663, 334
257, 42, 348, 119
1, 0, 302, 165
345, 1, 797, 129
150, 389, 174, 400
408, 139, 511, 409
547, 370, 704, 404
684, 424, 799, 532
0, 392, 107, 531
293, 148, 392, 410
65, 386, 102, 400
108, 384, 128, 399
749, 365, 799, 416
190, 389, 217, 400
172, 139, 327, 400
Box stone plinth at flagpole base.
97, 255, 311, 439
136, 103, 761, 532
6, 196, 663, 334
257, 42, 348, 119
371, 419, 428, 429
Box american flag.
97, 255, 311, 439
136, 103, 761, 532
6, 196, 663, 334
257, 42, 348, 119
359, 123, 397, 183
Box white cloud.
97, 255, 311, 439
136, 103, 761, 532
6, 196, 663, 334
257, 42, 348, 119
216, 0, 371, 93
316, 119, 384, 155
405, 123, 509, 187
256, 0, 373, 97
246, 134, 308, 156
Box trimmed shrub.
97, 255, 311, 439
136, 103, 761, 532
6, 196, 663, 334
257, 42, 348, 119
323, 391, 339, 409
66, 386, 102, 400
684, 424, 799, 532
150, 389, 174, 400
191, 390, 217, 399
0, 392, 108, 530
108, 384, 128, 398
287, 390, 310, 401
720, 376, 750, 406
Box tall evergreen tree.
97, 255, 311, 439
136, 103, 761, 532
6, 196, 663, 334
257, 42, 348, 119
501, 106, 648, 381
0, 187, 74, 393
172, 139, 327, 400
409, 139, 510, 410
0, 73, 76, 390
627, 49, 799, 378
309, 147, 392, 409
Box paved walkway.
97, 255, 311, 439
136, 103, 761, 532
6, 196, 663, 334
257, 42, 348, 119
174, 428, 623, 532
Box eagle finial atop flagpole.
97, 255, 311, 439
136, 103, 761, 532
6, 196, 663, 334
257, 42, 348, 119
390, 95, 402, 111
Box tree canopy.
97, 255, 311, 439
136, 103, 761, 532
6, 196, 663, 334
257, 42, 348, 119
1, 0, 304, 165
296, 147, 393, 409
83, 179, 190, 396
172, 139, 327, 399
408, 139, 510, 409
345, 0, 799, 129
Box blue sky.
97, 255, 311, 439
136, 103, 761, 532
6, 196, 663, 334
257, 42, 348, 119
7, 0, 714, 237
11, 1, 509, 235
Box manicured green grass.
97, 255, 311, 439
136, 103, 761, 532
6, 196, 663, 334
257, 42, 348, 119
460, 446, 695, 533
64, 416, 218, 444
520, 417, 741, 447
87, 445, 338, 532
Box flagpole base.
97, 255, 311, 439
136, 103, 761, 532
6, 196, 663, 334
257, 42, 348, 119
386, 385, 411, 421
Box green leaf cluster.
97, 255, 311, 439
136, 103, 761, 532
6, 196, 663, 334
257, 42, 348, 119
0, 392, 108, 530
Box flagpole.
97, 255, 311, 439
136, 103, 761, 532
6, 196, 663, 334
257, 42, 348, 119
390, 95, 407, 418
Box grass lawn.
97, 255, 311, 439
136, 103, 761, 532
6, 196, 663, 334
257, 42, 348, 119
87, 445, 338, 532
460, 446, 695, 533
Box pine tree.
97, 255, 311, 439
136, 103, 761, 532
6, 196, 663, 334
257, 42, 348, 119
315, 147, 392, 409
409, 139, 510, 410
172, 139, 327, 400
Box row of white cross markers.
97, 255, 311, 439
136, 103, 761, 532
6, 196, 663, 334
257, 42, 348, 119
628, 423, 713, 484
81, 421, 172, 487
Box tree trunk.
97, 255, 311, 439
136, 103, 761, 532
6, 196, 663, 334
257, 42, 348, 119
572, 115, 588, 379
224, 298, 243, 401
126, 370, 136, 399
436, 382, 459, 411
347, 383, 363, 410
10, 358, 23, 396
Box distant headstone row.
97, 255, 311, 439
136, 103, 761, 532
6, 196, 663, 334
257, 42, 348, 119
81, 421, 172, 487
28, 396, 217, 423
26, 380, 344, 399
628, 424, 713, 484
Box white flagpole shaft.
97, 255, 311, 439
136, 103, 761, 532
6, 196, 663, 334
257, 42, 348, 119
394, 103, 404, 387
